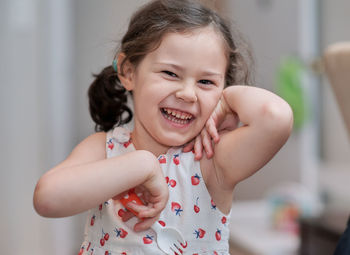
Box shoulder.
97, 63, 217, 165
63, 132, 107, 167
73, 131, 107, 156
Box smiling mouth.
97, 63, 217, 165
160, 107, 194, 125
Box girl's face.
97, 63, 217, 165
124, 26, 227, 150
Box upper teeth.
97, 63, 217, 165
163, 108, 193, 120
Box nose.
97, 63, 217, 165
175, 83, 197, 102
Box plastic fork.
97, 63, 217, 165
120, 189, 187, 254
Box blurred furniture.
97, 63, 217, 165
334, 217, 350, 255
299, 209, 349, 255
298, 42, 350, 255
229, 200, 299, 255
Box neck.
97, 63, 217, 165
131, 123, 171, 157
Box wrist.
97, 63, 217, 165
135, 150, 159, 177
135, 150, 160, 182
139, 150, 167, 199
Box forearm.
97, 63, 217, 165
211, 86, 293, 187
34, 150, 158, 217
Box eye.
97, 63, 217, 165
162, 70, 178, 78
198, 79, 214, 85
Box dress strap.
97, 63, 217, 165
106, 126, 134, 158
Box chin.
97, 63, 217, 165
157, 133, 194, 147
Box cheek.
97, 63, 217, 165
199, 90, 222, 115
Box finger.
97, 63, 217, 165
134, 217, 158, 232
182, 140, 195, 152
137, 207, 159, 219
112, 190, 128, 200
193, 135, 203, 160
125, 201, 149, 216
201, 129, 214, 159
206, 117, 220, 143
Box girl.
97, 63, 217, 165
33, 0, 293, 254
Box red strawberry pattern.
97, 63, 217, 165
79, 127, 231, 255
215, 229, 222, 241
165, 176, 177, 187
171, 202, 183, 216
194, 228, 206, 239
120, 229, 128, 238
107, 138, 114, 150
123, 140, 131, 148
191, 173, 201, 185
211, 199, 217, 210
169, 179, 177, 187
99, 229, 110, 247
194, 197, 200, 213
90, 215, 96, 226
158, 220, 166, 227
221, 216, 227, 225
173, 154, 180, 165
114, 228, 128, 238
158, 155, 166, 164
143, 235, 154, 244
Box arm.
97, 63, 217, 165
33, 132, 167, 220
210, 85, 293, 189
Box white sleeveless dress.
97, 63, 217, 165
78, 126, 231, 255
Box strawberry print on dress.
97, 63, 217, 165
191, 173, 201, 185
78, 126, 231, 255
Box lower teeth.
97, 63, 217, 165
165, 113, 189, 124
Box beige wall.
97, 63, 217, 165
75, 0, 147, 140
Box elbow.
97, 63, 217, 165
260, 100, 294, 138
33, 175, 58, 218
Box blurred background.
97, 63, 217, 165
0, 0, 349, 254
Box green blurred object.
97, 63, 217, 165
276, 57, 308, 130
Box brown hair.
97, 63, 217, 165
89, 0, 252, 132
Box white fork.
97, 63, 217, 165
151, 221, 187, 254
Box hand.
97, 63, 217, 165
183, 96, 239, 159
116, 162, 169, 232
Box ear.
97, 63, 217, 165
117, 53, 135, 91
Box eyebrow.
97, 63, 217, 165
155, 62, 224, 79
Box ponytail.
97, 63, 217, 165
88, 66, 133, 132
